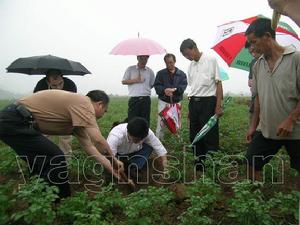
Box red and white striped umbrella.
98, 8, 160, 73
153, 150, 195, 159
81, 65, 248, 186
212, 15, 300, 71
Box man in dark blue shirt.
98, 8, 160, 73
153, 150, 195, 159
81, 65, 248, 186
34, 69, 77, 93
154, 53, 187, 139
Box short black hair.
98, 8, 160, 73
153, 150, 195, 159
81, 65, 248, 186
180, 38, 197, 53
245, 18, 276, 39
164, 53, 176, 62
86, 90, 109, 104
127, 117, 149, 140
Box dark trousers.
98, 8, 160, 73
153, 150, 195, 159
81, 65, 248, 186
189, 96, 219, 168
0, 104, 70, 198
246, 131, 300, 171
117, 143, 153, 179
128, 96, 151, 124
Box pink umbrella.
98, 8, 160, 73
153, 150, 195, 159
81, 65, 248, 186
110, 37, 166, 55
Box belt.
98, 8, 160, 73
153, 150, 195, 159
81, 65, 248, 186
13, 102, 37, 129
189, 96, 215, 102
131, 96, 150, 100
13, 102, 34, 121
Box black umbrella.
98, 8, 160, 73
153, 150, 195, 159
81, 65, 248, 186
6, 54, 91, 75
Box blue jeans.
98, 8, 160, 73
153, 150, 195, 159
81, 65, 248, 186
117, 143, 153, 176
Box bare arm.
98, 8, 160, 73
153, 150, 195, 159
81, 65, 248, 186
215, 81, 223, 117
74, 127, 126, 180
84, 127, 124, 171
74, 128, 122, 180
268, 0, 300, 27
246, 96, 260, 142
158, 155, 168, 172
122, 76, 144, 85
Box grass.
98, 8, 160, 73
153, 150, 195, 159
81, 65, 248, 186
0, 97, 299, 225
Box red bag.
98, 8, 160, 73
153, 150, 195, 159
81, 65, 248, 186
159, 103, 181, 134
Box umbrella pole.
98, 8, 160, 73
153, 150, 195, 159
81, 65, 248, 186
272, 10, 281, 30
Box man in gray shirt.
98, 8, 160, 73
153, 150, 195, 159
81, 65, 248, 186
245, 18, 300, 181
122, 55, 155, 124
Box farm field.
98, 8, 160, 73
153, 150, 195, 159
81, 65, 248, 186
0, 96, 299, 225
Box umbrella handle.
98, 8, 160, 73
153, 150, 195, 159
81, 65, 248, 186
272, 10, 281, 30
170, 95, 173, 104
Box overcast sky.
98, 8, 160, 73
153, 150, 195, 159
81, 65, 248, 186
0, 0, 299, 96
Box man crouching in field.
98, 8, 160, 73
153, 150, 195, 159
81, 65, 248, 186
0, 89, 131, 198
107, 117, 168, 183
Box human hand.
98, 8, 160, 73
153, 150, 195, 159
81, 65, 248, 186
214, 105, 223, 118
248, 79, 253, 88
276, 117, 295, 137
136, 74, 145, 83
113, 159, 124, 173
164, 88, 176, 96
246, 127, 256, 142
268, 0, 295, 15
127, 178, 136, 190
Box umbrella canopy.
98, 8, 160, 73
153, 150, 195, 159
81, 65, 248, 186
159, 103, 181, 134
212, 15, 300, 71
110, 37, 166, 55
220, 67, 229, 81
6, 54, 91, 75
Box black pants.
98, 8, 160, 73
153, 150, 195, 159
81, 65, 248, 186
0, 104, 70, 198
246, 131, 300, 171
128, 96, 151, 124
189, 96, 219, 168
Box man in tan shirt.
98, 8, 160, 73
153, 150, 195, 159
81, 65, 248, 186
33, 69, 77, 155
245, 18, 300, 180
0, 90, 127, 198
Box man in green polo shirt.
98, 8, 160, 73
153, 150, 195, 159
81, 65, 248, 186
245, 18, 300, 180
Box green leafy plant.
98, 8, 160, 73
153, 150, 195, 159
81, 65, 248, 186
0, 147, 20, 175
58, 184, 125, 225
0, 181, 16, 225
227, 180, 276, 225
178, 177, 221, 225
125, 186, 174, 225
11, 176, 58, 225
268, 191, 300, 224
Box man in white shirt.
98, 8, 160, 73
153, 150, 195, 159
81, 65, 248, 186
107, 117, 167, 181
180, 39, 223, 171
122, 55, 155, 124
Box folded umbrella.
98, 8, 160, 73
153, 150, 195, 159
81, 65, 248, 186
6, 54, 91, 75
189, 96, 232, 147
159, 103, 181, 134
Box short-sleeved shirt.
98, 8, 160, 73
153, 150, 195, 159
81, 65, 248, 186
252, 45, 300, 140
122, 65, 155, 96
19, 90, 98, 135
187, 53, 221, 97
248, 58, 258, 80
107, 123, 167, 157
33, 77, 77, 93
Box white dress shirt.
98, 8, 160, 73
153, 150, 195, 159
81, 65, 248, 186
187, 53, 221, 97
107, 123, 167, 157
122, 65, 155, 96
